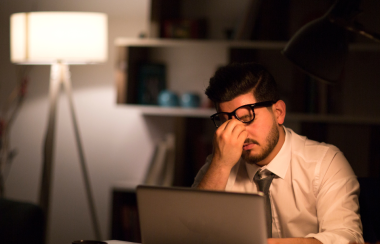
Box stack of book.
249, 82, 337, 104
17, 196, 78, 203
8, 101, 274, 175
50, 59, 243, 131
144, 133, 176, 186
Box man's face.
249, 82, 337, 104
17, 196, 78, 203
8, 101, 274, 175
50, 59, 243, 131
218, 92, 280, 166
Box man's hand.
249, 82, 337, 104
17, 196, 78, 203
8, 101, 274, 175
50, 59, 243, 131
197, 119, 247, 190
212, 118, 248, 169
268, 238, 322, 244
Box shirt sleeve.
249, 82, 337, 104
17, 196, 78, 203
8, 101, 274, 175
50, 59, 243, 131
191, 155, 212, 188
305, 151, 364, 244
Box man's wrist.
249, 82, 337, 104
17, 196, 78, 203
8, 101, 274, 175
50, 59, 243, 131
197, 158, 234, 190
210, 155, 236, 172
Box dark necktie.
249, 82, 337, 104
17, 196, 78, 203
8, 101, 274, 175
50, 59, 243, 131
254, 170, 275, 238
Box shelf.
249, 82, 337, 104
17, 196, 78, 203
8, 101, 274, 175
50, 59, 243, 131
286, 113, 380, 125
123, 105, 380, 125
114, 38, 287, 49
126, 105, 215, 118
115, 37, 380, 52
348, 43, 380, 52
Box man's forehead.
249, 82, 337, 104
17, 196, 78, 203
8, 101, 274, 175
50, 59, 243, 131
217, 93, 257, 112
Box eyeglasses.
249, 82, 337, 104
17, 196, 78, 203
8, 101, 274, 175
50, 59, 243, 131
210, 101, 276, 128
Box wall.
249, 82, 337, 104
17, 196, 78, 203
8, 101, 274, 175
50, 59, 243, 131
0, 0, 153, 243
1, 0, 380, 243
181, 0, 252, 39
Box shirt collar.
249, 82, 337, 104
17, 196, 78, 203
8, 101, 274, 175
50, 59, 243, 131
245, 126, 292, 181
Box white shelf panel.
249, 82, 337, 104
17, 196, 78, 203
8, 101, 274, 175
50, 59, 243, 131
286, 113, 380, 125
128, 105, 215, 118
349, 43, 380, 52
115, 38, 287, 50
115, 38, 380, 52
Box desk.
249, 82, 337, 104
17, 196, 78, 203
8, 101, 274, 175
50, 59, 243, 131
106, 240, 140, 244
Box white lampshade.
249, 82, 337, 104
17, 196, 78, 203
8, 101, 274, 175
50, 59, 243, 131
10, 12, 108, 64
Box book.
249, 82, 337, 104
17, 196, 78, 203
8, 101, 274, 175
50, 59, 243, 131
144, 138, 168, 185
162, 133, 175, 186
162, 19, 207, 39
137, 63, 166, 105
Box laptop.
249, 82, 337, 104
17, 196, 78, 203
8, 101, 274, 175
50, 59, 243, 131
136, 185, 267, 244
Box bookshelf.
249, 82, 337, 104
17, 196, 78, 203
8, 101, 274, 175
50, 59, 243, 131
115, 37, 380, 114
111, 188, 141, 242
114, 38, 293, 107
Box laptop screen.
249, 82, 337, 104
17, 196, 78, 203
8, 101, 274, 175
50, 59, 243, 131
136, 185, 267, 244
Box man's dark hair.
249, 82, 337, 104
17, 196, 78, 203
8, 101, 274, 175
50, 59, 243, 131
205, 62, 280, 104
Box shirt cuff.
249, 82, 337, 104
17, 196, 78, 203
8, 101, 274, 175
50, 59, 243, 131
305, 232, 364, 244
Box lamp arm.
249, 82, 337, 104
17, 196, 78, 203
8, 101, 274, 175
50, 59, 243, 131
329, 0, 361, 22
330, 16, 380, 43
345, 22, 380, 42
328, 0, 380, 43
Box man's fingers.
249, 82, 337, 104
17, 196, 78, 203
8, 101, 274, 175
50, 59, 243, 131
222, 118, 243, 132
232, 125, 246, 144
215, 118, 231, 134
231, 122, 246, 135
238, 129, 248, 142
211, 118, 247, 169
215, 119, 237, 137
216, 119, 247, 149
216, 119, 246, 139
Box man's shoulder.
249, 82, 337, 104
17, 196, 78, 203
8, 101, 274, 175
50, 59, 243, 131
287, 128, 340, 162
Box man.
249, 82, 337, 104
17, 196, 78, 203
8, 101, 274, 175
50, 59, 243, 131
192, 63, 364, 244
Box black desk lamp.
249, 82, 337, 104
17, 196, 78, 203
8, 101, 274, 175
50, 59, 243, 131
282, 0, 380, 84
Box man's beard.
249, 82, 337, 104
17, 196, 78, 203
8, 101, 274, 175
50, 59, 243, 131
241, 122, 280, 165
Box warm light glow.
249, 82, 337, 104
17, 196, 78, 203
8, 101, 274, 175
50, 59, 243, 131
10, 12, 108, 64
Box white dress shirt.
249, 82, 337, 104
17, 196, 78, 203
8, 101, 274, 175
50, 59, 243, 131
192, 127, 364, 244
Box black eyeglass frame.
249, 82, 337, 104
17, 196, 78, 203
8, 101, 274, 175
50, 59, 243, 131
210, 100, 277, 128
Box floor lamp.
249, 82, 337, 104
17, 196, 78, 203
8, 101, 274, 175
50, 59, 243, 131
10, 12, 108, 241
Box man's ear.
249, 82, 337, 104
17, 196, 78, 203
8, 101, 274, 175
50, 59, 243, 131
273, 100, 286, 125
215, 103, 220, 112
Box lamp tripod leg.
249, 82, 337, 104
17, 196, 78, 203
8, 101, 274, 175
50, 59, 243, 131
39, 62, 63, 241
61, 64, 102, 241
